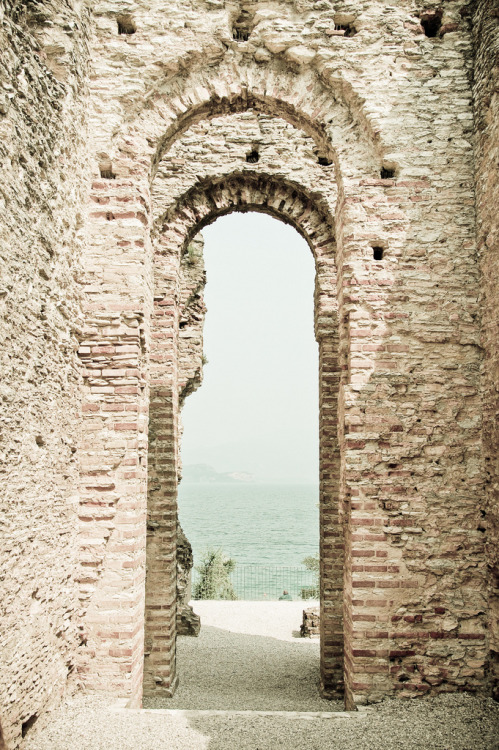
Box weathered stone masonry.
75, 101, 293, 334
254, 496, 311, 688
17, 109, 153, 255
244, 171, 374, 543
148, 170, 340, 696
0, 0, 498, 746
472, 0, 499, 702
0, 3, 90, 748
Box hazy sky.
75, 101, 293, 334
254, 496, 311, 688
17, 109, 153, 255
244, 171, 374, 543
180, 212, 319, 484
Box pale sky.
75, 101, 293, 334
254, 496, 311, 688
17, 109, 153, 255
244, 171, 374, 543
180, 212, 319, 484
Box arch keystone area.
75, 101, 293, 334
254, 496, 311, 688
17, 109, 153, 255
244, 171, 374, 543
100, 61, 384, 190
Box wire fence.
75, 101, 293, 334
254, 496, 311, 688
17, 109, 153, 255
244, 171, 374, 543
192, 564, 319, 601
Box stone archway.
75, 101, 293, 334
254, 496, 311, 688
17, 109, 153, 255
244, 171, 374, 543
77, 72, 370, 705
78, 69, 415, 708
144, 172, 342, 700
80, 39, 487, 711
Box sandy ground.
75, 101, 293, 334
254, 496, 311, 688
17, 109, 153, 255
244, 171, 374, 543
188, 600, 316, 641
21, 601, 499, 750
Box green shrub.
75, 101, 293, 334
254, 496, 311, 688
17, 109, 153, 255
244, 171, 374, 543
193, 547, 238, 600
300, 585, 320, 600
301, 554, 319, 600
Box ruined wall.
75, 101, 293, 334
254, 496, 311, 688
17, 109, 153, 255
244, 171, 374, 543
1, 1, 496, 741
152, 112, 338, 221
0, 2, 89, 747
177, 236, 206, 411
472, 0, 499, 700
79, 0, 489, 706
149, 170, 340, 697
146, 110, 341, 695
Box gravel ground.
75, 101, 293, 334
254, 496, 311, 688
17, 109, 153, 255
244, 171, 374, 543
186, 600, 316, 642
21, 692, 499, 750
144, 600, 333, 712
22, 601, 499, 750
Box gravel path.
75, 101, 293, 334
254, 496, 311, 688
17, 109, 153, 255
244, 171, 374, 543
144, 600, 333, 712
22, 601, 499, 750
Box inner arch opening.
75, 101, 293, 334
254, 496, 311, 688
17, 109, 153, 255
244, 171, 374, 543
148, 211, 333, 711
144, 172, 343, 704
181, 212, 319, 488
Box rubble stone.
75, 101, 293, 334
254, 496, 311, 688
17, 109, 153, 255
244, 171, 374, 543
301, 608, 321, 639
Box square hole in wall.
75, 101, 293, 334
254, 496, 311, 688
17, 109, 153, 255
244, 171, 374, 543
233, 27, 250, 41
246, 150, 259, 163
117, 15, 136, 35
333, 13, 357, 36
380, 166, 396, 179
419, 10, 443, 38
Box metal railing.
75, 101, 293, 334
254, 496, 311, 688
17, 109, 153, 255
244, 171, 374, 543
192, 564, 319, 601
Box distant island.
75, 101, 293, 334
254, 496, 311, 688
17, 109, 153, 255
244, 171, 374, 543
182, 463, 254, 484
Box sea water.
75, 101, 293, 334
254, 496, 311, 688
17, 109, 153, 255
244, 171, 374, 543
178, 482, 319, 599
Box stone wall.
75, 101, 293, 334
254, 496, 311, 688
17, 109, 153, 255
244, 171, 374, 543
1, 0, 499, 744
177, 236, 206, 412
472, 0, 499, 700
301, 607, 320, 638
81, 0, 487, 706
0, 3, 89, 747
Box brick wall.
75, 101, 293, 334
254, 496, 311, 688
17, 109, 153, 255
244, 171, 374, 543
146, 171, 340, 696
82, 0, 488, 706
1, 0, 498, 743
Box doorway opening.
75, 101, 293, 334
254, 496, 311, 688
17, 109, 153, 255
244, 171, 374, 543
144, 172, 342, 702
147, 211, 333, 711
180, 212, 319, 592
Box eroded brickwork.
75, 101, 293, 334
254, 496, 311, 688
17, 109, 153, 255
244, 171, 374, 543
1, 0, 498, 745
147, 170, 340, 697
81, 0, 490, 707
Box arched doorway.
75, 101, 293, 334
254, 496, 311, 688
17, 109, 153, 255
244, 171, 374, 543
79, 63, 423, 711
144, 172, 342, 699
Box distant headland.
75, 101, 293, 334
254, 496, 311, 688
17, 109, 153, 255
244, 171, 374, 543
182, 463, 254, 484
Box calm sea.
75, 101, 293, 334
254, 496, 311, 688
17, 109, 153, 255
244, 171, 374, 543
178, 482, 319, 568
